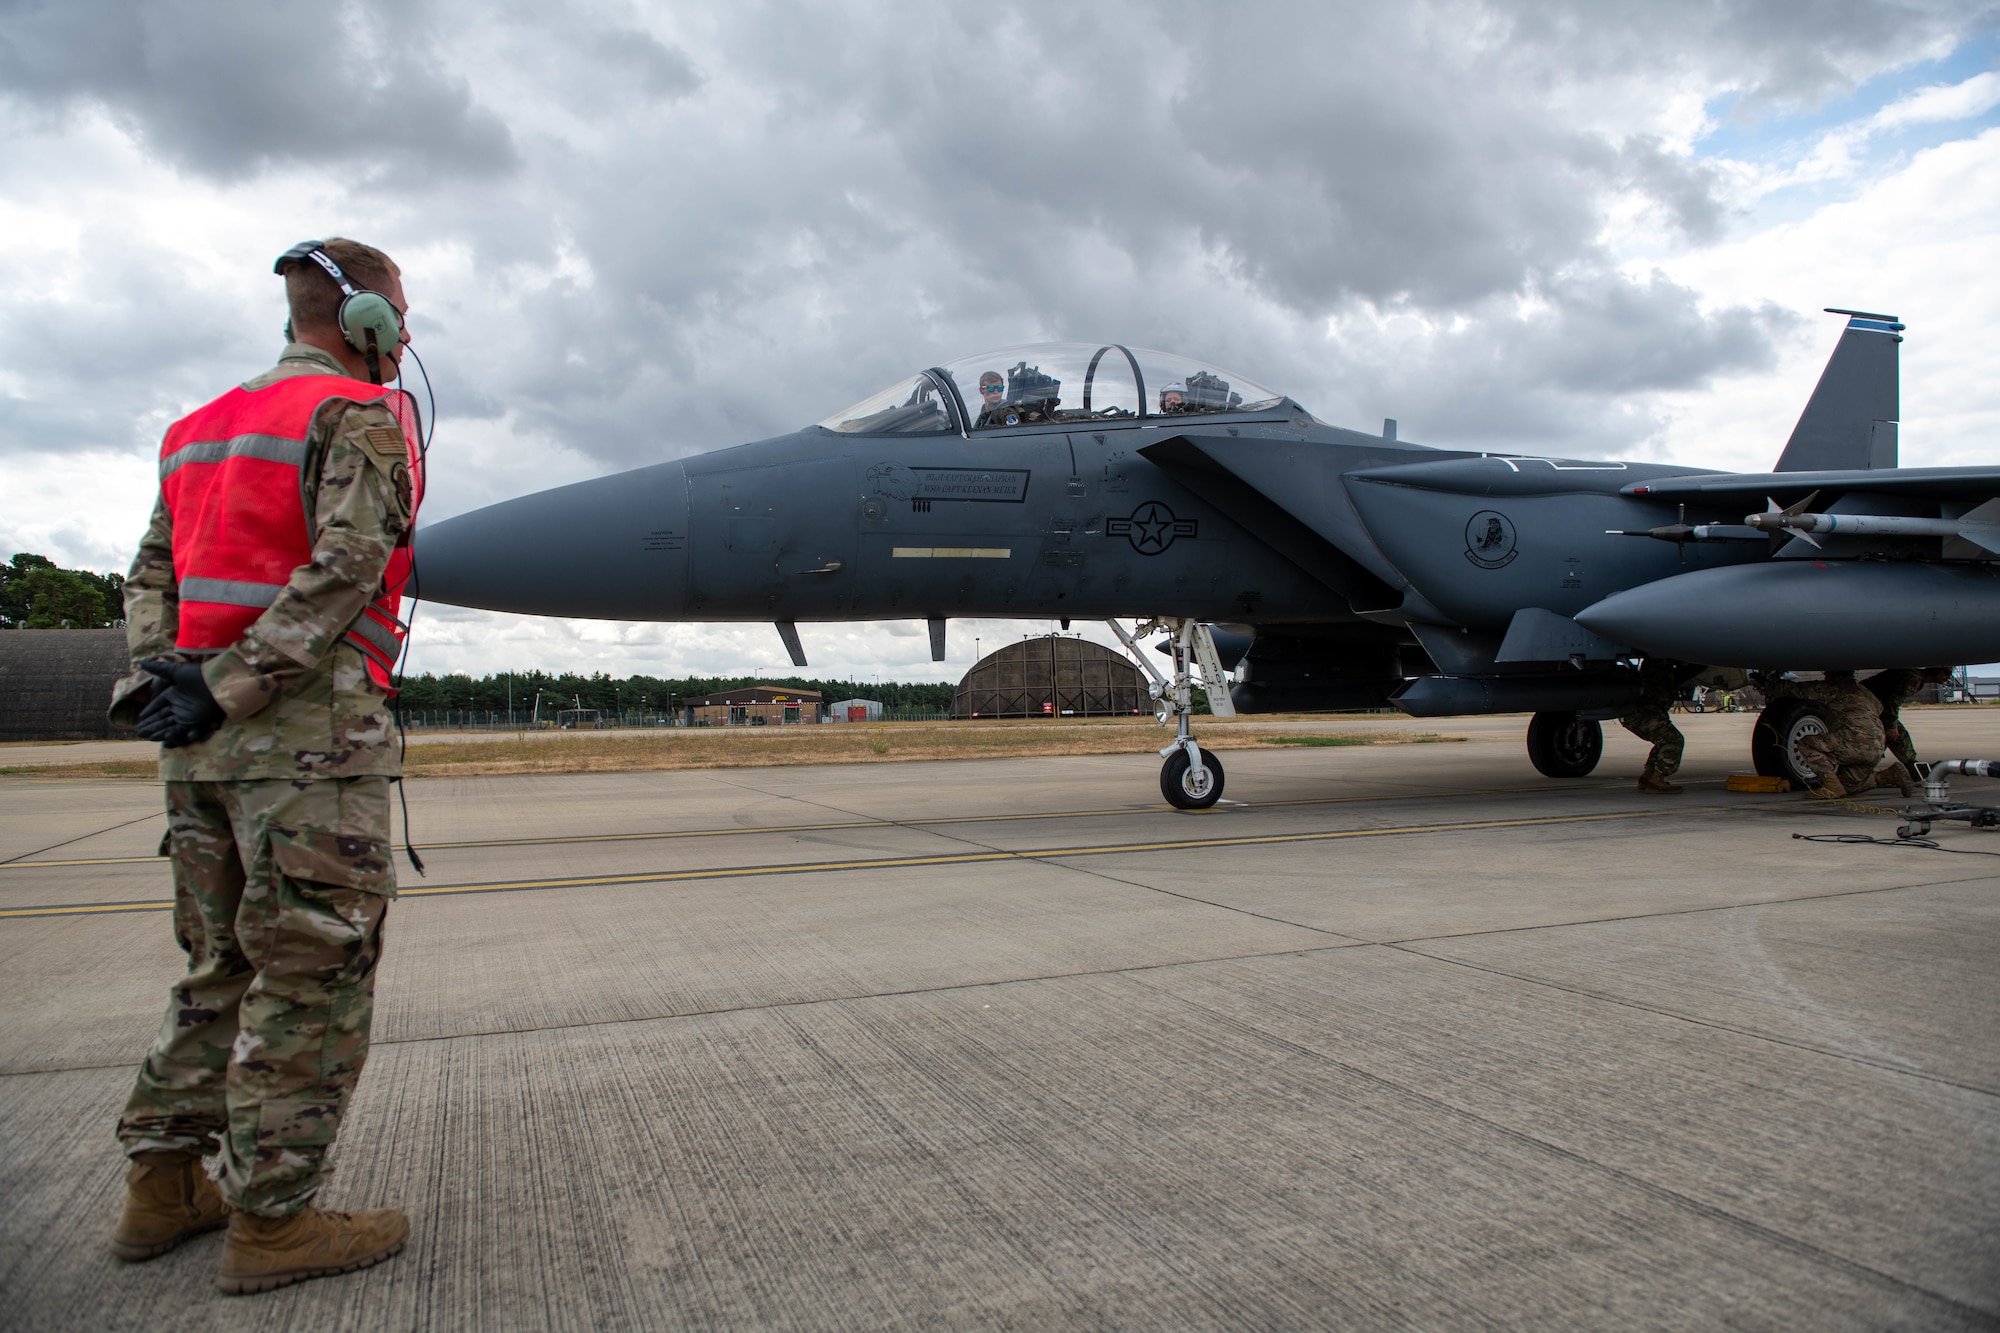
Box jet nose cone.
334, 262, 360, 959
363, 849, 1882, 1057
412, 461, 688, 619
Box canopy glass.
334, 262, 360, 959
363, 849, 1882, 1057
819, 343, 1291, 434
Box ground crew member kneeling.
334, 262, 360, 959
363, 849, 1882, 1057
1868, 665, 1954, 772
106, 238, 425, 1294
1787, 670, 1912, 798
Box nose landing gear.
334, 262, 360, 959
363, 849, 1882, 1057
1109, 618, 1237, 810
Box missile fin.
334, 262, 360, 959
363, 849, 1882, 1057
1957, 498, 2000, 554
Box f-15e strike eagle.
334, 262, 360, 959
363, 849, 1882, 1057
414, 312, 2000, 807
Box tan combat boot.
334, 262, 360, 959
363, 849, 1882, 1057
216, 1205, 408, 1295
110, 1150, 229, 1261
1810, 774, 1848, 799
1636, 766, 1683, 795
1876, 763, 1918, 798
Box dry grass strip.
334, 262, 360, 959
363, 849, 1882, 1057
3, 719, 1465, 780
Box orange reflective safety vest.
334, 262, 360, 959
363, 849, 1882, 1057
159, 374, 424, 691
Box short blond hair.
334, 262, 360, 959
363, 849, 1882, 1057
279, 238, 400, 332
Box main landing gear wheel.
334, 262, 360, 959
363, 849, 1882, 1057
1162, 746, 1225, 809
1752, 699, 1829, 790
1526, 710, 1604, 778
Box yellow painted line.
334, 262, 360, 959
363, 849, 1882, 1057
0, 805, 1702, 919
0, 784, 1597, 870
890, 547, 1011, 558
0, 899, 174, 917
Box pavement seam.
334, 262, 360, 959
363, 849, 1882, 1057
0, 810, 164, 867
1380, 942, 2000, 1099
1362, 867, 2000, 947
691, 770, 1384, 942
0, 939, 1371, 1075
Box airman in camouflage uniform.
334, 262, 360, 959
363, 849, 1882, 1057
1867, 666, 1953, 771
108, 239, 418, 1292
1787, 670, 1911, 798
1621, 657, 1686, 794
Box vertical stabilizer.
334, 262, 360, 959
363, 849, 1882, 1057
1774, 309, 1901, 471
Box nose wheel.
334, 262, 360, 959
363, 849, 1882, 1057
1161, 744, 1225, 809
1109, 618, 1237, 811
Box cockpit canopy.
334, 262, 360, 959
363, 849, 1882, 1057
818, 343, 1292, 435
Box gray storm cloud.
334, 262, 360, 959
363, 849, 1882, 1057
0, 0, 517, 181
0, 0, 1989, 510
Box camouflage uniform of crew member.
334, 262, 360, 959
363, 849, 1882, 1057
1866, 666, 1953, 771
1621, 657, 1686, 794
108, 239, 419, 1293
1786, 670, 1912, 798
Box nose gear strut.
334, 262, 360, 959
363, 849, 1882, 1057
1108, 618, 1236, 809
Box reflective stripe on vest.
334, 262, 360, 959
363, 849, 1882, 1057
159, 433, 308, 479
161, 374, 423, 691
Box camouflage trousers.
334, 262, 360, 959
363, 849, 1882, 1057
1796, 731, 1887, 792
1619, 706, 1685, 776
1885, 710, 1920, 770
118, 777, 397, 1217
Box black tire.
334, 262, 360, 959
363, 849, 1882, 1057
1161, 746, 1225, 809
1525, 711, 1604, 778
1753, 699, 1828, 788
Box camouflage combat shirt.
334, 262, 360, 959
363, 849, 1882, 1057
1785, 676, 1889, 745
111, 344, 415, 781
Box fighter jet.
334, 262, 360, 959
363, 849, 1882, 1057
414, 315, 2000, 807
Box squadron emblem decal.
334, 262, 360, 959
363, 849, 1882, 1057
1108, 501, 1197, 555
1463, 510, 1518, 568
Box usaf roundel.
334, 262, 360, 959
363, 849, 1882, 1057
1463, 510, 1518, 568
1108, 501, 1198, 555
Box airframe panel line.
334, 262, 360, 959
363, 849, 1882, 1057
0, 782, 1614, 870
0, 806, 1709, 919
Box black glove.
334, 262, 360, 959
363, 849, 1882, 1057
135, 659, 226, 748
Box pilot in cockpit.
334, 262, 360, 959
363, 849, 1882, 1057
980, 370, 1024, 428
1158, 382, 1188, 414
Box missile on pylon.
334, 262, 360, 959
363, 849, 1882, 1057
1742, 497, 2000, 552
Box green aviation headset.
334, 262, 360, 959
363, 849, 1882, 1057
274, 240, 403, 385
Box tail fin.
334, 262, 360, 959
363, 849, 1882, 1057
1773, 308, 1901, 472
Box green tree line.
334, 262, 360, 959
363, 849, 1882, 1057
1, 553, 125, 629
391, 670, 958, 716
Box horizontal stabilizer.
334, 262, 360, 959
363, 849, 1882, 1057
1774, 310, 1901, 472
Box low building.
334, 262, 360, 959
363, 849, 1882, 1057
826, 698, 883, 722
0, 628, 130, 741
685, 685, 823, 726
952, 635, 1147, 718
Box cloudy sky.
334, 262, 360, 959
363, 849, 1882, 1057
2, 0, 1995, 682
